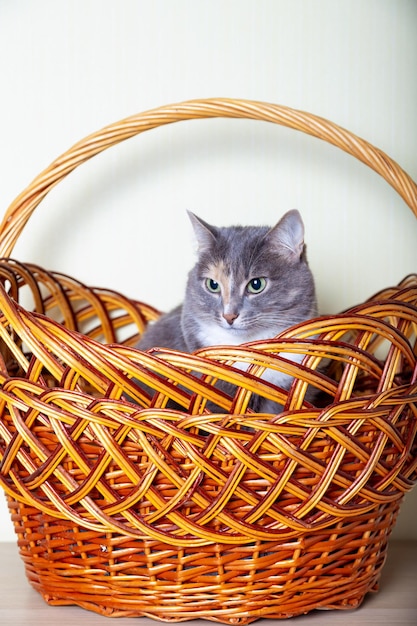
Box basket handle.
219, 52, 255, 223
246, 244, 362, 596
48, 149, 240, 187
0, 97, 416, 258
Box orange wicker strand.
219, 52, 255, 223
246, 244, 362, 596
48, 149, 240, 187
0, 99, 416, 622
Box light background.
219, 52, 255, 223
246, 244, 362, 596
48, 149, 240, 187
0, 0, 416, 541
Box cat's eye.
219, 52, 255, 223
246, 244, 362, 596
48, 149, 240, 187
247, 277, 267, 294
205, 278, 221, 293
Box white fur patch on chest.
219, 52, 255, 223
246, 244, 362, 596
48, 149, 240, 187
197, 322, 305, 392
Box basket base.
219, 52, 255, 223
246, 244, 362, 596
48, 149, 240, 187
34, 578, 379, 623
6, 497, 401, 623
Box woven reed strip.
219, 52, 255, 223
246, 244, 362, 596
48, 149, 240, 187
0, 259, 159, 343
0, 98, 416, 258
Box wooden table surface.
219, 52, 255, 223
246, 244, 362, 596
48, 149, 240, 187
1, 541, 416, 625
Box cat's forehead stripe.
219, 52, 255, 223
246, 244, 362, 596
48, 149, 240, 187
205, 261, 229, 278
205, 262, 231, 303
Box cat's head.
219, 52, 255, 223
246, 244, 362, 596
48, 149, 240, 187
182, 210, 317, 349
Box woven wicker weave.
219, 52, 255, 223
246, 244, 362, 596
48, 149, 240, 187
0, 99, 416, 623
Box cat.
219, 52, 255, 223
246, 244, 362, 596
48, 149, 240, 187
135, 209, 318, 413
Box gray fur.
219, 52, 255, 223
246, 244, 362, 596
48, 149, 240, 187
136, 210, 318, 412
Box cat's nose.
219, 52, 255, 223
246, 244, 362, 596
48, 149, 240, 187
223, 312, 239, 325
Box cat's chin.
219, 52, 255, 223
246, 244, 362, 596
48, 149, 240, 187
196, 322, 271, 348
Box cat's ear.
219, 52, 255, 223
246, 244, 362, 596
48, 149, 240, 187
187, 211, 217, 252
267, 209, 305, 261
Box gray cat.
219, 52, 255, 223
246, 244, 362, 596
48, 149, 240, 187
135, 210, 318, 412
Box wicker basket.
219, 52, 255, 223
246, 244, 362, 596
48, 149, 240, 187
0, 99, 416, 623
